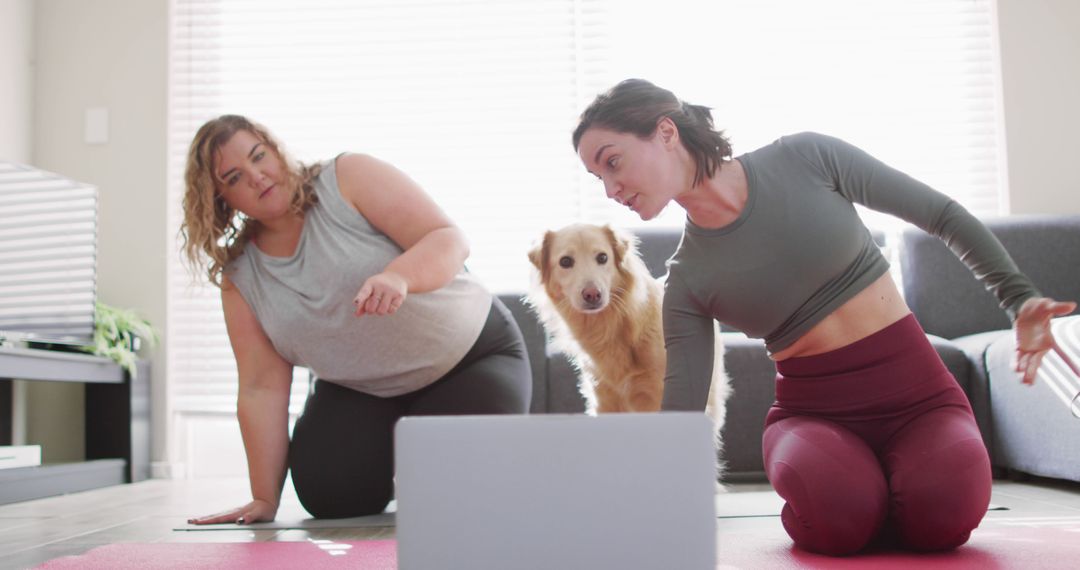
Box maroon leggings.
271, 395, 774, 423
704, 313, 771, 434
763, 314, 991, 556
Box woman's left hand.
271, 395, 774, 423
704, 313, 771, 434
1013, 297, 1078, 385
354, 271, 408, 317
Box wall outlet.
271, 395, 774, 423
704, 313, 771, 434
84, 107, 108, 144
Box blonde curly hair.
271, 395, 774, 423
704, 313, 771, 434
180, 115, 321, 288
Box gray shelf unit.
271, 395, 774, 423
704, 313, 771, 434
0, 346, 149, 505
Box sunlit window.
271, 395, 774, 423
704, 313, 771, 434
166, 0, 1003, 476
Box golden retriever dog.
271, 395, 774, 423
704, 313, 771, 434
527, 224, 731, 480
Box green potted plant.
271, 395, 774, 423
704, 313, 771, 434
84, 301, 158, 378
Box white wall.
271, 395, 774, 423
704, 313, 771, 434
0, 0, 34, 163
996, 0, 1080, 215
29, 0, 169, 465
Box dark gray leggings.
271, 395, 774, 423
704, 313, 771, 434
288, 297, 531, 518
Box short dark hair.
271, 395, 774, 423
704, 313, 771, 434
572, 79, 732, 186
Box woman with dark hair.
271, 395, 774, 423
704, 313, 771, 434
573, 79, 1075, 555
181, 115, 531, 524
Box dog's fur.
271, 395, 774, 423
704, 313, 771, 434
527, 224, 731, 479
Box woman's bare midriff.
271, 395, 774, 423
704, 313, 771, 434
769, 273, 913, 362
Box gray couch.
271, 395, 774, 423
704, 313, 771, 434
497, 215, 1080, 483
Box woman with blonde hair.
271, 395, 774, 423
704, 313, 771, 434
181, 115, 530, 523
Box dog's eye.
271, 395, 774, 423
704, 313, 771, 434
596, 253, 608, 265
559, 256, 574, 268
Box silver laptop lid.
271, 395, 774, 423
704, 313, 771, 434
395, 412, 717, 570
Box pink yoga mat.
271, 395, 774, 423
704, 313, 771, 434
34, 516, 1080, 569
717, 517, 1080, 569
35, 539, 396, 570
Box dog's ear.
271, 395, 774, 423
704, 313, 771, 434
602, 225, 637, 270
528, 231, 556, 283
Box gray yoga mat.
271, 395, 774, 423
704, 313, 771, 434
713, 491, 1007, 519
179, 493, 785, 530
176, 492, 1007, 530
174, 502, 397, 531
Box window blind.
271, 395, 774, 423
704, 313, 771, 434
579, 0, 1006, 230
167, 0, 1003, 474
0, 161, 96, 343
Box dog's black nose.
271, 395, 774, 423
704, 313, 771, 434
582, 287, 602, 307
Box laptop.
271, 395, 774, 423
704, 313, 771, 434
394, 412, 717, 570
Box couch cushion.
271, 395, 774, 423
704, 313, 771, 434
545, 349, 588, 414
631, 227, 683, 279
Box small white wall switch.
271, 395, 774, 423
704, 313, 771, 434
84, 107, 109, 144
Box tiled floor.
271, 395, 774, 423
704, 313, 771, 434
2, 476, 1079, 569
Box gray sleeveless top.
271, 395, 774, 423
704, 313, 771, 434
226, 156, 492, 397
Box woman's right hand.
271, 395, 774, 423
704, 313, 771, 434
353, 271, 408, 317
187, 498, 278, 526
1014, 296, 1078, 385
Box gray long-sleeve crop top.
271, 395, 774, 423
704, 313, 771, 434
661, 132, 1040, 411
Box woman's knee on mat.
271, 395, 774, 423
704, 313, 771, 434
897, 522, 975, 553
764, 417, 889, 555
885, 418, 991, 551
294, 476, 394, 519
289, 449, 395, 518
772, 462, 887, 556
288, 420, 397, 519
888, 461, 990, 550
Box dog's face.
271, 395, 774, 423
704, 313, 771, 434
528, 224, 633, 314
